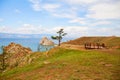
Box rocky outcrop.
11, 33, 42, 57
40, 37, 54, 46
4, 42, 32, 56
3, 42, 33, 69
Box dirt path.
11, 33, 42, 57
60, 44, 120, 54
60, 44, 85, 50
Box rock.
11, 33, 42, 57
9, 59, 18, 69
4, 42, 32, 55
40, 37, 54, 46
43, 61, 50, 64
28, 58, 33, 64
99, 62, 106, 65
105, 64, 113, 67
3, 42, 33, 69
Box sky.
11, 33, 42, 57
0, 0, 120, 38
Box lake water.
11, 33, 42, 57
0, 38, 54, 54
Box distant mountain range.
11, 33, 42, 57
0, 33, 52, 38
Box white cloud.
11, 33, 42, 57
88, 20, 111, 26
86, 2, 120, 19
92, 26, 120, 36
0, 24, 40, 34
39, 26, 88, 38
69, 18, 86, 24
0, 24, 88, 37
28, 0, 120, 27
42, 3, 77, 19
59, 0, 120, 25
15, 9, 21, 13
49, 6, 79, 20
63, 26, 88, 38
0, 24, 120, 38
29, 0, 41, 11
0, 26, 15, 33
16, 24, 44, 34
43, 3, 61, 12
0, 18, 3, 22
53, 13, 75, 19
29, 0, 61, 12
0, 24, 56, 34
63, 0, 97, 5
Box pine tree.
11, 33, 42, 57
51, 29, 67, 46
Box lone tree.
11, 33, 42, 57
51, 29, 67, 46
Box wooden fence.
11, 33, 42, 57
84, 43, 105, 49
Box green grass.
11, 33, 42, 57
0, 48, 120, 80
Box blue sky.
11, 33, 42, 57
0, 0, 120, 38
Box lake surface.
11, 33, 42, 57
0, 38, 54, 53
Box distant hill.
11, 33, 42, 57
64, 36, 120, 48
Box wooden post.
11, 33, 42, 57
102, 43, 105, 48
89, 43, 91, 49
93, 43, 95, 49
97, 43, 100, 49
85, 43, 87, 49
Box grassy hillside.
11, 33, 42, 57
0, 47, 120, 80
64, 36, 120, 48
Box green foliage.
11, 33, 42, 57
51, 29, 67, 46
62, 33, 67, 36
51, 36, 59, 40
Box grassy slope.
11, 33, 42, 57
0, 48, 120, 80
65, 36, 120, 48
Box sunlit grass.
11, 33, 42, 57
0, 48, 120, 80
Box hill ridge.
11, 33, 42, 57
64, 36, 120, 48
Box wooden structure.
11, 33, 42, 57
84, 43, 105, 49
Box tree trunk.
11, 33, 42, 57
58, 33, 61, 46
58, 38, 61, 46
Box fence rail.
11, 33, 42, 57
84, 43, 105, 49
